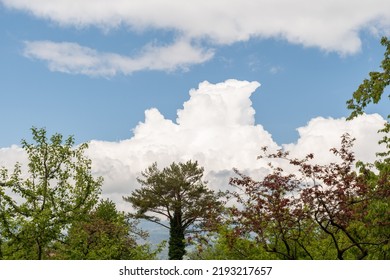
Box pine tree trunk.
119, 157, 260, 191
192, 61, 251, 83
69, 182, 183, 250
168, 211, 185, 260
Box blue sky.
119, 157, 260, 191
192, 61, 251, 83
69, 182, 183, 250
1, 1, 389, 148
0, 1, 389, 211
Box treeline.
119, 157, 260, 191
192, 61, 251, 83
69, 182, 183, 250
0, 37, 389, 260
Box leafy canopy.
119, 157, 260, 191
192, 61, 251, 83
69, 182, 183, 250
0, 127, 102, 259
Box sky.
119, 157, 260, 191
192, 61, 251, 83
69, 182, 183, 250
1, 1, 390, 212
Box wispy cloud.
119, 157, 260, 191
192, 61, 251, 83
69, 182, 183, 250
3, 0, 390, 54
269, 66, 284, 74
23, 39, 214, 77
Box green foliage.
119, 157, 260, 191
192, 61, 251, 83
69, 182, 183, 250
355, 162, 390, 259
347, 36, 390, 120
347, 36, 390, 162
124, 160, 223, 260
56, 199, 160, 260
188, 226, 276, 260
345, 36, 390, 259
0, 127, 102, 259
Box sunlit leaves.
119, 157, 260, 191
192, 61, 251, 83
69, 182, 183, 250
0, 127, 102, 259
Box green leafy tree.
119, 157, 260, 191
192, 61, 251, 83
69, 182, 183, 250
347, 37, 390, 119
346, 36, 390, 118
346, 36, 390, 258
0, 127, 102, 259
347, 36, 390, 161
123, 160, 223, 260
57, 199, 160, 260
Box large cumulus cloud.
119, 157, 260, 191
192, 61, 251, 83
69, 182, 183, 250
0, 80, 386, 211
84, 80, 385, 210
86, 79, 277, 209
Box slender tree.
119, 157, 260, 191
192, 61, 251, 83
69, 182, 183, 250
123, 160, 222, 260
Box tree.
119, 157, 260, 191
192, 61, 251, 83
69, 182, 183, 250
346, 37, 390, 118
298, 135, 375, 259
57, 199, 160, 260
346, 36, 390, 161
0, 127, 102, 259
227, 150, 321, 260
226, 134, 389, 259
123, 160, 223, 260
346, 36, 390, 259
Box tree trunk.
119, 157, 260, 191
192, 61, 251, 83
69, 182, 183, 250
168, 211, 185, 260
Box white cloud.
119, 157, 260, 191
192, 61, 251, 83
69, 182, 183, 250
282, 114, 387, 165
0, 79, 386, 211
269, 66, 284, 75
3, 0, 390, 54
0, 145, 27, 171
84, 80, 386, 210
23, 40, 214, 77
85, 79, 276, 209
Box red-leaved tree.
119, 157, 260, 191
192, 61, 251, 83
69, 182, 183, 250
227, 134, 389, 259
